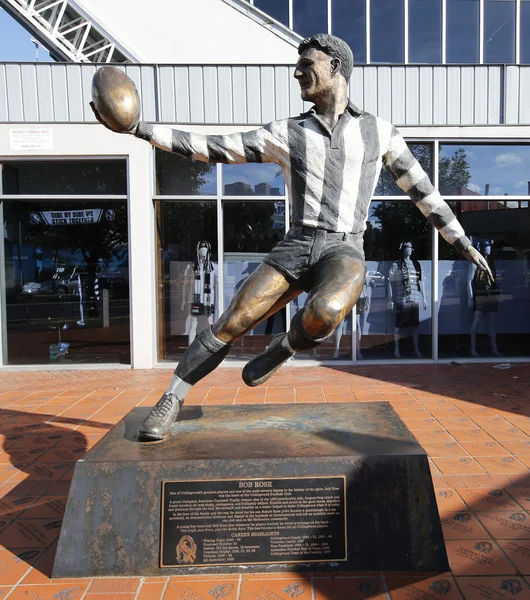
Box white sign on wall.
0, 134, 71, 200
9, 128, 54, 151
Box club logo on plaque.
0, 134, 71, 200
209, 584, 234, 598
176, 535, 197, 564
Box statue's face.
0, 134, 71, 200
294, 47, 337, 103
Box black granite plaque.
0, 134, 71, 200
160, 476, 346, 567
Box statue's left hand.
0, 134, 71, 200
462, 245, 494, 286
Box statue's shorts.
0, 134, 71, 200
263, 224, 365, 292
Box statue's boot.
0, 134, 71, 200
139, 326, 231, 441
139, 393, 183, 441
242, 333, 293, 387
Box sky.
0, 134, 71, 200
0, 8, 52, 62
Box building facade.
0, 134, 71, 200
0, 0, 529, 368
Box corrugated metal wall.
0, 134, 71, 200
0, 62, 527, 126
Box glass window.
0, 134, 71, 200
438, 144, 530, 196
157, 202, 218, 361
1, 160, 126, 195
224, 200, 287, 358
155, 149, 217, 195
375, 144, 434, 196
254, 0, 289, 26
484, 0, 516, 63
408, 0, 442, 63
223, 163, 285, 196
293, 0, 328, 38
3, 200, 130, 365
370, 0, 405, 63
332, 0, 366, 64
358, 201, 433, 360
522, 0, 530, 63
438, 204, 530, 358
446, 0, 479, 63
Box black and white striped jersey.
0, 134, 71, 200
136, 101, 470, 253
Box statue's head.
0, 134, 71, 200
295, 34, 353, 103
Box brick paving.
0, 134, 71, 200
0, 363, 530, 599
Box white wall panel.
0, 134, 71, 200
405, 68, 419, 125
460, 67, 474, 124
6, 64, 24, 121
418, 68, 433, 125
0, 63, 514, 127
0, 66, 8, 121
487, 67, 501, 125
204, 67, 219, 124
173, 67, 191, 124
446, 67, 461, 125
260, 67, 275, 124
218, 67, 233, 124
274, 66, 291, 121
20, 64, 39, 122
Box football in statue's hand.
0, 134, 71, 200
91, 66, 140, 133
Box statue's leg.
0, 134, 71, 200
243, 257, 365, 386
139, 264, 297, 440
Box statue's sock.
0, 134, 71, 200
167, 326, 231, 402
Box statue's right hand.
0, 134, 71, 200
388, 301, 394, 311
468, 297, 473, 309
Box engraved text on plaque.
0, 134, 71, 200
160, 477, 346, 567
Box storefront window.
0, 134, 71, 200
254, 0, 289, 26
522, 0, 530, 63
332, 0, 366, 64
446, 0, 479, 63
374, 144, 433, 197
3, 199, 129, 365
155, 149, 217, 195
484, 0, 516, 64
359, 200, 433, 360
223, 163, 285, 196
370, 0, 405, 63
408, 0, 442, 63
157, 202, 218, 361
1, 160, 126, 195
438, 203, 530, 358
224, 200, 286, 358
293, 0, 328, 38
439, 144, 530, 197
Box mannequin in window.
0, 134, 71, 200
354, 274, 376, 359
181, 241, 217, 345
468, 239, 501, 357
388, 241, 426, 358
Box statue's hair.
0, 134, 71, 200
298, 34, 354, 81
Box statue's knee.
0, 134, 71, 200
303, 297, 343, 338
214, 308, 252, 342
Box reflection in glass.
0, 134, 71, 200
370, 0, 404, 63
1, 160, 126, 195
254, 0, 289, 25
155, 149, 217, 195
438, 203, 530, 358
223, 200, 286, 358
332, 0, 366, 64
522, 1, 530, 63
359, 201, 432, 360
446, 0, 479, 63
484, 0, 515, 63
293, 0, 327, 38
3, 200, 130, 365
408, 0, 442, 63
157, 202, 218, 361
374, 144, 433, 196
438, 145, 530, 197
223, 163, 285, 196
